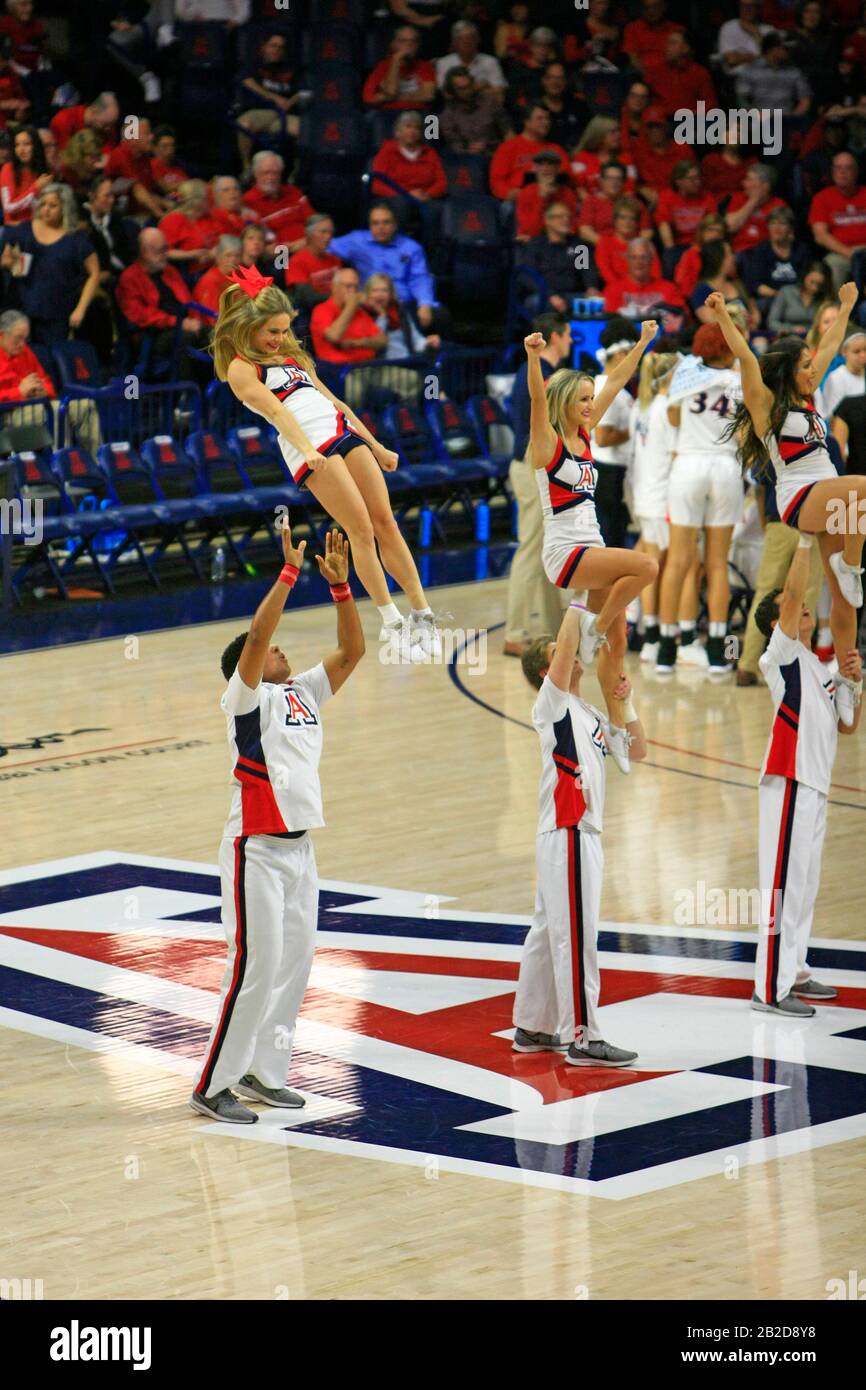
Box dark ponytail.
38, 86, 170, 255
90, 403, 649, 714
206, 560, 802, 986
724, 336, 807, 480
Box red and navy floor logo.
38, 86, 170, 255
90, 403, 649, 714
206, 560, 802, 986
2, 852, 866, 1199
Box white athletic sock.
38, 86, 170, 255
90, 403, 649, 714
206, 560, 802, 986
411, 606, 433, 621
660, 623, 677, 638
708, 621, 726, 637
679, 621, 696, 645
378, 602, 402, 627
643, 613, 657, 627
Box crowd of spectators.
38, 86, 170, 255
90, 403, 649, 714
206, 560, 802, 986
0, 0, 865, 411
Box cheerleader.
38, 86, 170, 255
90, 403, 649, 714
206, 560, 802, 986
213, 265, 438, 655
524, 323, 658, 770
656, 322, 744, 674
707, 284, 865, 724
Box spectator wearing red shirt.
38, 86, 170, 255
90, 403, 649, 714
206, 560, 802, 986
603, 237, 685, 316
371, 111, 447, 201
151, 126, 188, 196
363, 25, 435, 110
489, 104, 568, 201
116, 226, 205, 343
579, 161, 651, 246
285, 213, 342, 310
655, 161, 717, 250
674, 212, 727, 300
0, 0, 48, 74
241, 150, 314, 254
0, 121, 50, 224
209, 174, 256, 238
809, 150, 866, 287
651, 31, 716, 117
515, 149, 578, 240
0, 34, 29, 128
565, 0, 622, 67
191, 235, 241, 316
622, 0, 684, 80
570, 115, 636, 197
50, 92, 118, 153
595, 199, 661, 286
158, 179, 220, 275
104, 116, 167, 219
725, 163, 788, 253
0, 306, 54, 401
310, 265, 387, 365
634, 106, 689, 207
619, 79, 651, 157
701, 133, 756, 200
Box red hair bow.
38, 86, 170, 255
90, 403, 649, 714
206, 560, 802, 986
229, 264, 274, 298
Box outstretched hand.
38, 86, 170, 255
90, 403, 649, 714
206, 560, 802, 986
315, 528, 350, 584
703, 291, 726, 319
279, 515, 306, 568
839, 648, 863, 683
839, 282, 859, 313
639, 320, 658, 345
524, 331, 546, 356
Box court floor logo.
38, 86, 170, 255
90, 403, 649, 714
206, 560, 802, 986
1, 852, 865, 1200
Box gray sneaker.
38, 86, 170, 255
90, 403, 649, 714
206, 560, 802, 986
189, 1088, 258, 1123
565, 1039, 638, 1067
512, 1028, 568, 1053
236, 1074, 306, 1108
792, 978, 837, 1001
751, 992, 816, 1017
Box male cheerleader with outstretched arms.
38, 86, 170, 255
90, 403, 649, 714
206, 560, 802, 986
191, 521, 364, 1122
514, 602, 647, 1065
753, 533, 862, 1017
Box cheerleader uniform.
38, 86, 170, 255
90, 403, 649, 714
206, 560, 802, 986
240, 356, 364, 485
764, 400, 837, 529
537, 428, 604, 588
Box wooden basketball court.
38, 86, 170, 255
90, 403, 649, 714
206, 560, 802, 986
2, 575, 865, 1300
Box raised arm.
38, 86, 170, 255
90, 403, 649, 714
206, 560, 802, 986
524, 332, 558, 468
703, 290, 771, 436
776, 532, 815, 641
226, 358, 328, 475
237, 520, 306, 689
812, 282, 858, 385
587, 320, 656, 432
315, 529, 365, 695
547, 603, 582, 691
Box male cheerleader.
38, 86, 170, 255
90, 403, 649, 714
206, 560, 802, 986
191, 522, 364, 1122
753, 534, 862, 1017
514, 602, 647, 1064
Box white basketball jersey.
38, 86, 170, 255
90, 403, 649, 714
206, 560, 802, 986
532, 676, 609, 834
630, 393, 676, 516
759, 626, 838, 796
675, 367, 741, 455
221, 663, 332, 836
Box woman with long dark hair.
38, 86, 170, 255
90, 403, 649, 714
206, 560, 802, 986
0, 123, 49, 225
708, 284, 865, 723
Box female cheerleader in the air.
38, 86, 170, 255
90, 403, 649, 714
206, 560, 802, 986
213, 265, 438, 654
525, 322, 659, 770
706, 283, 866, 722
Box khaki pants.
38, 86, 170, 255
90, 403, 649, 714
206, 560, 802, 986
505, 456, 567, 644
5, 399, 101, 455
738, 522, 824, 674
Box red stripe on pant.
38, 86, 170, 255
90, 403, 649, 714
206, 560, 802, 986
195, 835, 249, 1097
316, 411, 348, 455
567, 826, 588, 1041
555, 545, 587, 590
765, 778, 798, 1004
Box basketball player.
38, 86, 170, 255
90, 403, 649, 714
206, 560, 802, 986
514, 602, 647, 1065
213, 264, 439, 656
629, 349, 679, 663
706, 284, 866, 723
753, 534, 862, 1016
656, 323, 744, 674
191, 522, 364, 1123
524, 323, 658, 770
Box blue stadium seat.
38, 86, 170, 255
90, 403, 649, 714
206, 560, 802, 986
98, 441, 162, 506
425, 401, 500, 481
436, 195, 508, 306
467, 395, 515, 474
185, 430, 250, 494
301, 23, 359, 68
309, 0, 366, 22
440, 152, 490, 196
308, 63, 360, 111
141, 435, 202, 499
50, 341, 104, 392
53, 447, 112, 508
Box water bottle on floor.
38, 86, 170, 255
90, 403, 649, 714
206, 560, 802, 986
211, 546, 226, 584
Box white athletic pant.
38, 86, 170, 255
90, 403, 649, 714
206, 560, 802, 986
513, 825, 603, 1044
196, 832, 319, 1098
755, 776, 826, 1005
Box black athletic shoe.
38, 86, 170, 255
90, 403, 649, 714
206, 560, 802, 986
655, 635, 677, 672
706, 636, 732, 672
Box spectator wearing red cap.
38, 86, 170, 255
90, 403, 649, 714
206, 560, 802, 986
701, 131, 757, 200
489, 104, 568, 201
363, 25, 436, 110
655, 161, 717, 252
809, 149, 866, 288
371, 111, 447, 201
603, 237, 685, 316
285, 214, 342, 310
634, 106, 688, 208
595, 199, 661, 286
578, 160, 652, 246
515, 148, 577, 240
622, 0, 684, 81
310, 265, 387, 365
241, 150, 314, 253
725, 164, 788, 253
651, 31, 716, 117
